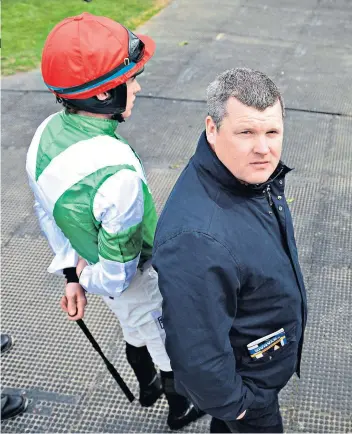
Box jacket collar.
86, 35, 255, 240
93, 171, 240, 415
192, 130, 292, 194
62, 110, 119, 138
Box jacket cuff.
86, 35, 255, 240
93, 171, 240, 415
79, 266, 90, 292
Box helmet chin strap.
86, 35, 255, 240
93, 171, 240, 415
111, 113, 125, 122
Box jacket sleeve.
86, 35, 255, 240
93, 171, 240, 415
79, 169, 144, 297
34, 200, 79, 274
152, 231, 255, 420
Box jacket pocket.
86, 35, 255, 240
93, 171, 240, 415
238, 326, 298, 389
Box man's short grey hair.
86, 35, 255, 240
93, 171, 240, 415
206, 68, 285, 129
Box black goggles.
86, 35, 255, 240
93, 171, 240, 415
125, 28, 145, 64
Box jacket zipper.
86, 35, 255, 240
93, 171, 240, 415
260, 167, 284, 209
264, 185, 273, 207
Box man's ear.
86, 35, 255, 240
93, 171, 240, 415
96, 92, 110, 101
205, 115, 217, 150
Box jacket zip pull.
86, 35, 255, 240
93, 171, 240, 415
266, 185, 273, 207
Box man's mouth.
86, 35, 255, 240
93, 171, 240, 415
251, 161, 270, 166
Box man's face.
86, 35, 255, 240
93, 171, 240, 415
122, 77, 141, 119
206, 98, 284, 184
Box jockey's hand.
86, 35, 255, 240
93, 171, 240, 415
60, 282, 87, 321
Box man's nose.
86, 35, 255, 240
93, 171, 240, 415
253, 136, 270, 154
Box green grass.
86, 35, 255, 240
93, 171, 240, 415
1, 0, 167, 76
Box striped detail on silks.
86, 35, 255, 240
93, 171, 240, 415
99, 222, 143, 262
26, 113, 57, 181
35, 112, 73, 180
33, 198, 79, 275
94, 169, 145, 264
37, 135, 146, 214
93, 169, 144, 234
92, 169, 157, 265
34, 111, 119, 181
77, 169, 151, 295
35, 113, 100, 180
53, 166, 137, 264
79, 255, 141, 297
140, 182, 157, 263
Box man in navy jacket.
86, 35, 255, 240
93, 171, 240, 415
152, 68, 307, 433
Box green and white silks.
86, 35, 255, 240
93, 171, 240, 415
26, 111, 157, 297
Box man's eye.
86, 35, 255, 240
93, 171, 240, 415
267, 130, 278, 134
241, 131, 251, 134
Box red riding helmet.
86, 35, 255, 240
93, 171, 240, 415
41, 12, 155, 115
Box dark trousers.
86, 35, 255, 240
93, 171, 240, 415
210, 396, 283, 433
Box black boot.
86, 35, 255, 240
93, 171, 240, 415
160, 370, 205, 430
125, 342, 163, 407
1, 333, 14, 354
1, 394, 28, 420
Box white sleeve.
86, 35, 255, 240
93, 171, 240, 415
34, 200, 79, 275
79, 170, 144, 297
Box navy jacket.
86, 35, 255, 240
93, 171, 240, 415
153, 131, 307, 420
